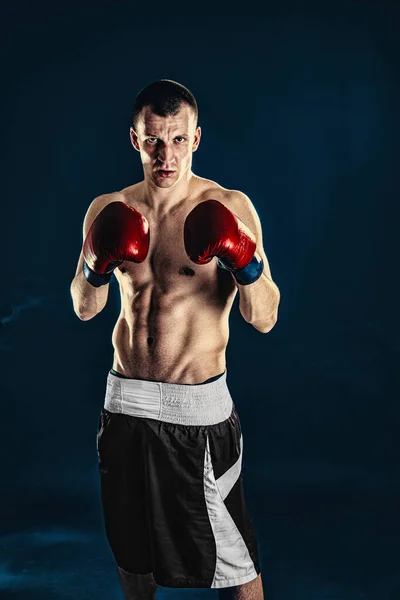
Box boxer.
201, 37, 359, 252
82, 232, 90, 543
70, 79, 280, 600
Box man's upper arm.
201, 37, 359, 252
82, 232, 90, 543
73, 194, 118, 277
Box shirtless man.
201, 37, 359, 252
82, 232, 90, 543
70, 80, 280, 600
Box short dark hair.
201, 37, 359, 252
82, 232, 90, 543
132, 79, 198, 130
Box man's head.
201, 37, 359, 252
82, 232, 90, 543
130, 80, 201, 189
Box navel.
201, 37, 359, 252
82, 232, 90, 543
147, 336, 154, 346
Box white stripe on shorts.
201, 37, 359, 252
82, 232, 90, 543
203, 432, 258, 588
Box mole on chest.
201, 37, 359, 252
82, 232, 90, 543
178, 266, 195, 277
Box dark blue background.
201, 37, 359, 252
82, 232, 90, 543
1, 1, 399, 598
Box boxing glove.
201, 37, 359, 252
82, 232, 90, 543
83, 201, 150, 287
184, 199, 264, 285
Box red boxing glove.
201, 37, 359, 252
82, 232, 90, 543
184, 200, 264, 284
83, 201, 150, 287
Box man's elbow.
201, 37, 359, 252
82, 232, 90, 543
252, 317, 278, 334
74, 308, 97, 321
71, 299, 102, 321
256, 292, 281, 333
250, 305, 279, 333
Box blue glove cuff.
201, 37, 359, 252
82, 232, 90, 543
233, 255, 264, 285
83, 260, 113, 288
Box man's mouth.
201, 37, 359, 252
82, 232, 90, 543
157, 170, 175, 178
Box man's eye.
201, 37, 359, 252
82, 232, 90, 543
175, 137, 186, 143
146, 138, 158, 144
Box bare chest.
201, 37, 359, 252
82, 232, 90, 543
115, 209, 216, 290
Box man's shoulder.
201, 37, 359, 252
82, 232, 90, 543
91, 183, 142, 209
198, 180, 251, 210
197, 177, 243, 201
119, 182, 143, 200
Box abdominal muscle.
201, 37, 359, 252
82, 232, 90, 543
111, 274, 236, 385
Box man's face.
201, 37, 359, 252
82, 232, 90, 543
130, 104, 201, 189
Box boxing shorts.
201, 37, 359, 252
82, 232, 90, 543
97, 368, 261, 589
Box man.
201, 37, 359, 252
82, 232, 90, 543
70, 79, 280, 600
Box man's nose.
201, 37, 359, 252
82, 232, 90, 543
157, 143, 174, 164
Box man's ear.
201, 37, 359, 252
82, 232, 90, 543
130, 127, 140, 151
192, 126, 201, 152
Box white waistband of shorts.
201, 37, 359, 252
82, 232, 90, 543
104, 369, 233, 425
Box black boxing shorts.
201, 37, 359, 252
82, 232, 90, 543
96, 368, 261, 589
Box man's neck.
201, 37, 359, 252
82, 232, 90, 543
141, 171, 197, 215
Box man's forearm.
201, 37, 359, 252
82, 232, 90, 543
70, 270, 109, 320
236, 259, 280, 333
